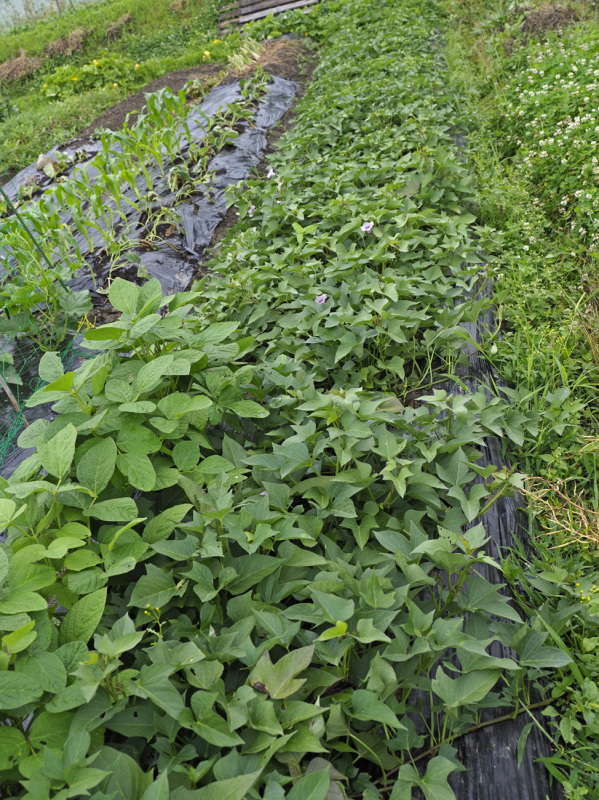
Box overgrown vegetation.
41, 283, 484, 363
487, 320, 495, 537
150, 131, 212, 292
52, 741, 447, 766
0, 0, 582, 798
446, 0, 599, 795
0, 69, 268, 349
0, 0, 234, 174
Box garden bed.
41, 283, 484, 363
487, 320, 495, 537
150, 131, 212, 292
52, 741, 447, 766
0, 37, 313, 473
0, 1, 579, 799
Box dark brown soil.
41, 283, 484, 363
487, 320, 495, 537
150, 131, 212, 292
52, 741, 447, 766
74, 37, 314, 142
73, 63, 224, 140
520, 3, 579, 35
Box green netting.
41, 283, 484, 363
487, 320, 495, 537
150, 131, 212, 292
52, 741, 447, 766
0, 335, 88, 472
0, 170, 93, 473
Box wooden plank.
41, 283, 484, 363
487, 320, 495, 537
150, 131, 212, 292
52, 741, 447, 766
238, 0, 303, 8
219, 0, 317, 28
235, 0, 312, 17
222, 0, 304, 11
238, 0, 317, 23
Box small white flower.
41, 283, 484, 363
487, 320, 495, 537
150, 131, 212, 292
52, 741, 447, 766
266, 168, 276, 179
248, 205, 256, 217
361, 221, 374, 233
315, 294, 327, 305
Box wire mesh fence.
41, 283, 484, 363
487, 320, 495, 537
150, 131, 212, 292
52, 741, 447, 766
0, 0, 102, 30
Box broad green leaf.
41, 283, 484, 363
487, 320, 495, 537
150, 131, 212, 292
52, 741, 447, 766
249, 645, 314, 699
173, 441, 200, 471
77, 438, 117, 496
15, 652, 67, 693
143, 504, 192, 544
459, 575, 521, 623
150, 535, 198, 561
0, 727, 28, 770
129, 564, 177, 608
393, 756, 458, 800
119, 401, 157, 414
26, 371, 74, 406
117, 424, 162, 455
227, 400, 269, 419
187, 770, 261, 800
431, 667, 502, 708
58, 588, 107, 645
55, 640, 88, 672
109, 278, 140, 316
29, 710, 73, 750
188, 696, 244, 747
117, 452, 156, 491
195, 455, 235, 474
141, 772, 170, 800
519, 631, 573, 669
0, 590, 47, 614
38, 351, 64, 383
197, 321, 239, 345
133, 663, 185, 719
351, 690, 404, 728
318, 621, 348, 641
287, 769, 330, 800
0, 672, 43, 709
38, 423, 77, 479
93, 747, 153, 800
84, 497, 138, 522
1, 620, 36, 653
0, 499, 23, 532
135, 355, 174, 394
105, 379, 136, 404
228, 555, 280, 595
95, 614, 144, 658
310, 589, 354, 623
157, 393, 212, 419
85, 325, 128, 342
8, 561, 56, 592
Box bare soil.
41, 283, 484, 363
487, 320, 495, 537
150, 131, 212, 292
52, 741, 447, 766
72, 65, 222, 139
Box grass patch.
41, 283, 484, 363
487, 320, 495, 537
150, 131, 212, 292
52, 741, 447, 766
445, 1, 599, 795
0, 85, 121, 176
0, 0, 234, 174
0, 0, 217, 61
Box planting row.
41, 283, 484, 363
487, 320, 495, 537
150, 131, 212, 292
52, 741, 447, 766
0, 62, 296, 352
446, 3, 599, 796
0, 1, 569, 799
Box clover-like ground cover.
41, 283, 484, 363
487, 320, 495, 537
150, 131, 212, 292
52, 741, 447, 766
0, 0, 576, 798
443, 1, 599, 795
